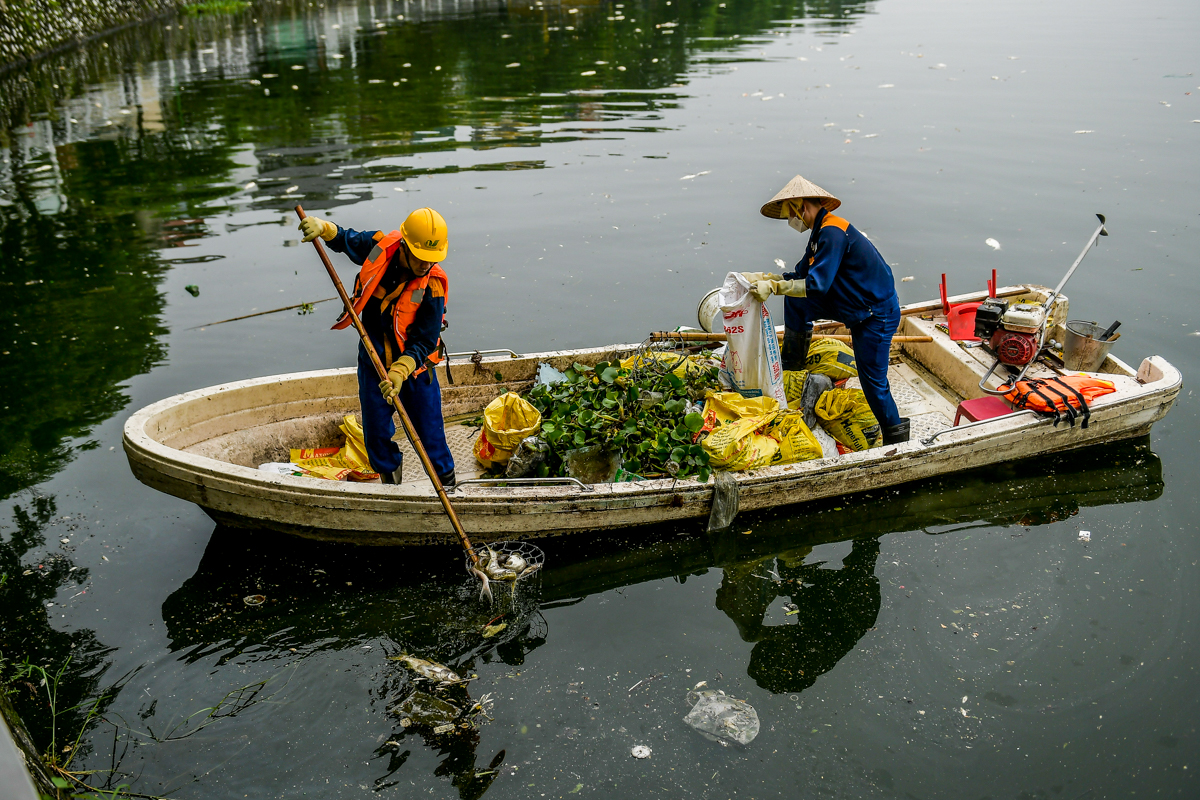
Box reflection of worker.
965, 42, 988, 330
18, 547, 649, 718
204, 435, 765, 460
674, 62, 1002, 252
744, 175, 909, 444
299, 209, 456, 486
714, 538, 881, 694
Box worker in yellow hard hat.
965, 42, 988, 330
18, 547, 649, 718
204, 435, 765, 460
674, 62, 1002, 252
298, 208, 456, 485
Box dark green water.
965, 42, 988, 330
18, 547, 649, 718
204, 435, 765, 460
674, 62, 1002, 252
1, 0, 1198, 796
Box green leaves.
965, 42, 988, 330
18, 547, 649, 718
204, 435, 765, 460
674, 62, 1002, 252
595, 361, 620, 384
522, 353, 721, 481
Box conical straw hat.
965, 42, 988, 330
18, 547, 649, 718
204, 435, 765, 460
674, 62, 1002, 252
759, 175, 841, 219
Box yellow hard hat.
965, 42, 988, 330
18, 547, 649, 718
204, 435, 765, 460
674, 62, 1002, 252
400, 207, 448, 262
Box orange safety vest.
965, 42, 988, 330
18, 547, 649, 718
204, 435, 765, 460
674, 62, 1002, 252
332, 230, 447, 374
1003, 375, 1116, 429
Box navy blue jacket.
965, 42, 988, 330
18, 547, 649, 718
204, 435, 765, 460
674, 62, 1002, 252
783, 207, 897, 328
327, 226, 445, 367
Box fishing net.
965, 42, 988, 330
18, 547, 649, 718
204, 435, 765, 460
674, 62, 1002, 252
623, 334, 712, 383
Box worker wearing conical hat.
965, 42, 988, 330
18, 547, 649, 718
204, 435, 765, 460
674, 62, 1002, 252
299, 208, 457, 485
745, 176, 909, 444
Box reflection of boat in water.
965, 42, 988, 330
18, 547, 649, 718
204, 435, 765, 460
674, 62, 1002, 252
158, 438, 1161, 789
162, 434, 1161, 660
718, 537, 881, 694
124, 286, 1180, 545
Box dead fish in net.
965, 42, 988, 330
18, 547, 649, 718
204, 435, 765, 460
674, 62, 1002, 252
389, 654, 471, 687
469, 562, 494, 603
481, 547, 519, 582
499, 551, 528, 572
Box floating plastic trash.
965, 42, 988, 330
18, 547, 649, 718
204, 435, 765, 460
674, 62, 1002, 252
243, 594, 265, 606
631, 745, 651, 759
684, 690, 760, 745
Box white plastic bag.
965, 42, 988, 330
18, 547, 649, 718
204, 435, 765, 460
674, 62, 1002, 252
717, 272, 787, 409
683, 690, 760, 745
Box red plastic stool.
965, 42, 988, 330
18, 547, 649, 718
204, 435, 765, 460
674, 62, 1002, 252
954, 396, 1014, 427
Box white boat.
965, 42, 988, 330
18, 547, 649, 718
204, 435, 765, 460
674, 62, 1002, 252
123, 285, 1181, 545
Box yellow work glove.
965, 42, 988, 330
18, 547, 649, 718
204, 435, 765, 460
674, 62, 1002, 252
740, 271, 783, 284
378, 355, 417, 402
749, 278, 807, 303
298, 215, 338, 243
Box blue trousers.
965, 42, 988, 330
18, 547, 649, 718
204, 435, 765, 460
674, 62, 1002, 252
784, 296, 903, 429
357, 337, 455, 480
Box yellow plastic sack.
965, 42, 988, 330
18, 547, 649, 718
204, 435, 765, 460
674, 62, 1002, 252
814, 388, 881, 452
620, 351, 710, 379
698, 392, 781, 431
806, 338, 858, 379
290, 414, 380, 481
782, 370, 808, 410
474, 392, 542, 468
698, 392, 781, 472
767, 411, 824, 465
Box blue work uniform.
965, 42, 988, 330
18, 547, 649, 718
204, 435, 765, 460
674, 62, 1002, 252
327, 226, 455, 482
782, 207, 902, 428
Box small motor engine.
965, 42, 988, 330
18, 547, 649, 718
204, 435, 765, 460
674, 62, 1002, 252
973, 299, 1045, 366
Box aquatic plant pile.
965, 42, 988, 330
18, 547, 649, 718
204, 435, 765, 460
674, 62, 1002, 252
523, 354, 721, 482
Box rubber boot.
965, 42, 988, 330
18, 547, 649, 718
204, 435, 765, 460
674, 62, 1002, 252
379, 467, 404, 485
881, 418, 911, 445
438, 470, 457, 490
781, 326, 813, 373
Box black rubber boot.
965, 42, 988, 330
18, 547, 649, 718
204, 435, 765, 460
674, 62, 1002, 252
881, 418, 911, 445
437, 470, 457, 489
379, 467, 403, 484
781, 327, 813, 373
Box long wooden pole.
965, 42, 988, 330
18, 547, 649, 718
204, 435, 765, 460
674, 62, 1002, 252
294, 206, 480, 567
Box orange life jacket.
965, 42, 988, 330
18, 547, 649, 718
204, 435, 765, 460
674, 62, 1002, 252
1003, 375, 1116, 429
332, 230, 447, 374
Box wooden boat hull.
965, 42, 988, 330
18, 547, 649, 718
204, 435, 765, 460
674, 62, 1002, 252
123, 286, 1182, 545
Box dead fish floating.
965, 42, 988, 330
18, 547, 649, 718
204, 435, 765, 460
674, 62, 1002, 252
389, 654, 472, 688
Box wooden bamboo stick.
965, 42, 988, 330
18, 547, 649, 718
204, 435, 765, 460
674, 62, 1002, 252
649, 331, 933, 344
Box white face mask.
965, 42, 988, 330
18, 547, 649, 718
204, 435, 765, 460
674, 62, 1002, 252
788, 213, 810, 234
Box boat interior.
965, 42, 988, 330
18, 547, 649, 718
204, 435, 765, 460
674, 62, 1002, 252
172, 285, 1159, 488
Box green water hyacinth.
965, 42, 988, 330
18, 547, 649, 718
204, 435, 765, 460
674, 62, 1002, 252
524, 356, 720, 482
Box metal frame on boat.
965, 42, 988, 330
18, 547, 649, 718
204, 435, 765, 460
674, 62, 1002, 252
123, 286, 1181, 545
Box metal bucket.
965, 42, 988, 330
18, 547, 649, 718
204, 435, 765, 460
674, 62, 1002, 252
1062, 320, 1120, 372
697, 287, 723, 333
